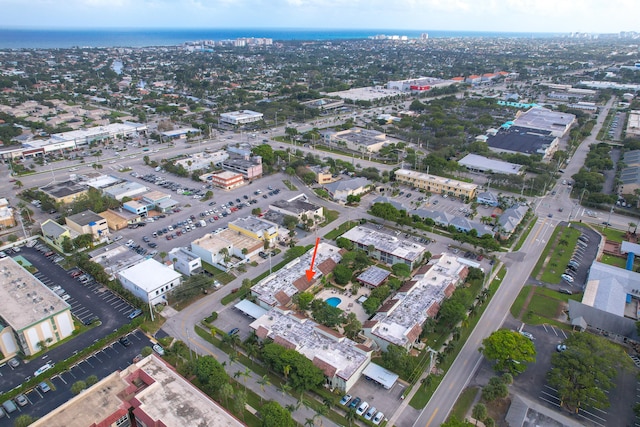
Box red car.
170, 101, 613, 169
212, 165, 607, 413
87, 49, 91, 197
166, 235, 172, 240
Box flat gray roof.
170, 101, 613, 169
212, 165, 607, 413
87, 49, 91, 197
234, 299, 268, 319
0, 257, 70, 331
362, 363, 399, 389
458, 153, 524, 175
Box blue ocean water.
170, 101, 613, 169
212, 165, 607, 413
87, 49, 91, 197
0, 28, 562, 49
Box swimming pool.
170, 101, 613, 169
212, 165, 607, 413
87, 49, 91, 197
326, 297, 341, 307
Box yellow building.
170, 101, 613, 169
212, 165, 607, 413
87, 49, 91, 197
0, 198, 16, 229
228, 216, 279, 243
0, 257, 74, 357
39, 180, 88, 205
41, 219, 72, 248
394, 169, 477, 200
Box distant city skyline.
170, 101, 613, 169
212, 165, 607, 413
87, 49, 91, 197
0, 0, 637, 34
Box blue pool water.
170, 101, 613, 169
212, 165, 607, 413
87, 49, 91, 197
326, 297, 341, 307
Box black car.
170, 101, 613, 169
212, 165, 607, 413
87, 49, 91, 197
119, 336, 131, 347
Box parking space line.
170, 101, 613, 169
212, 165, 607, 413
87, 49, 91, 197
56, 374, 67, 385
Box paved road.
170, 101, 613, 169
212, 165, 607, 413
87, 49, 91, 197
407, 97, 617, 427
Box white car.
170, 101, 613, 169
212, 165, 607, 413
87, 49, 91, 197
372, 411, 384, 425
153, 344, 165, 356
561, 274, 574, 283
34, 362, 54, 377
520, 331, 535, 341
364, 406, 377, 420
356, 401, 369, 416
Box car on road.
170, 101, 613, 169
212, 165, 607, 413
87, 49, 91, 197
339, 394, 352, 405
38, 381, 51, 393
153, 344, 165, 356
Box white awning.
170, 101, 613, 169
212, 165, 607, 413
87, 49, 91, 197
234, 299, 268, 320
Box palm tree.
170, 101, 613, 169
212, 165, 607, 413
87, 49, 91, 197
345, 408, 357, 426
283, 364, 291, 381
305, 418, 315, 427
257, 374, 271, 403
233, 389, 247, 421
228, 352, 239, 367
314, 404, 328, 426
219, 383, 234, 406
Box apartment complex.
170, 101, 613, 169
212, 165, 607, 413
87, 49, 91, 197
394, 169, 478, 200
341, 226, 428, 269
363, 253, 468, 351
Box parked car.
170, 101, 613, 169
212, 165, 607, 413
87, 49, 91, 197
34, 362, 54, 377
128, 308, 143, 319
561, 274, 574, 283
356, 401, 370, 416
348, 397, 361, 409
14, 394, 28, 407
38, 382, 51, 393
339, 394, 352, 406
153, 344, 165, 356
373, 411, 385, 425
520, 331, 535, 341
8, 358, 19, 368
364, 406, 377, 420
119, 336, 132, 347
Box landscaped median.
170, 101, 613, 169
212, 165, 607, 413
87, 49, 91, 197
531, 224, 581, 284
510, 285, 581, 328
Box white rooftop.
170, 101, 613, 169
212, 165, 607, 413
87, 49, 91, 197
118, 258, 181, 292
458, 153, 524, 175
395, 169, 478, 191
251, 242, 342, 307
342, 226, 427, 262
0, 257, 70, 331
370, 253, 467, 347
582, 261, 640, 317
250, 309, 370, 382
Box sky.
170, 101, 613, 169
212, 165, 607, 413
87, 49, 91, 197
0, 0, 636, 34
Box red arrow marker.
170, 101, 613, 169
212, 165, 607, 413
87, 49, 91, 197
305, 237, 321, 281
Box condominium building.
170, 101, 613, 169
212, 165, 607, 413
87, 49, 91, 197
394, 169, 478, 200
341, 226, 428, 269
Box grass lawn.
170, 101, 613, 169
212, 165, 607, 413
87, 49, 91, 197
322, 209, 340, 226
448, 387, 479, 422
601, 254, 628, 269
510, 285, 532, 319
201, 262, 235, 284
512, 285, 580, 330
537, 226, 581, 284
591, 225, 626, 242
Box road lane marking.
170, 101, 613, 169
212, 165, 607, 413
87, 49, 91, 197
425, 408, 439, 427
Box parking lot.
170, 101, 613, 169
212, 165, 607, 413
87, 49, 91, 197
112, 169, 302, 255
0, 330, 152, 425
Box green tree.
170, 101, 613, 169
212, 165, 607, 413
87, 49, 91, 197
141, 346, 153, 356
260, 400, 296, 427
195, 355, 229, 395
61, 236, 74, 253
71, 380, 87, 395
548, 332, 633, 413
14, 415, 35, 427
441, 416, 473, 427
234, 389, 247, 420
472, 403, 487, 425
333, 264, 353, 285
480, 329, 536, 375
343, 312, 362, 340
296, 292, 314, 310
86, 375, 98, 386
392, 262, 411, 278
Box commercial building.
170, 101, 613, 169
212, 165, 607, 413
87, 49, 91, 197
341, 226, 428, 269
0, 257, 74, 357
0, 198, 16, 229
322, 128, 389, 153
250, 242, 342, 309
31, 354, 243, 427
627, 111, 640, 138
102, 181, 148, 201
90, 243, 146, 280
323, 177, 372, 202
40, 180, 88, 205
250, 308, 372, 392
301, 98, 345, 111
485, 126, 559, 160
168, 247, 202, 276
190, 228, 263, 269
229, 216, 279, 243
209, 171, 245, 190
476, 191, 499, 207
395, 169, 478, 201
161, 127, 201, 140
221, 155, 263, 180
98, 209, 142, 231
386, 77, 456, 92
269, 194, 324, 225
363, 253, 468, 351
65, 210, 109, 242
219, 110, 263, 125
457, 154, 524, 175
512, 107, 576, 138
118, 258, 182, 306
